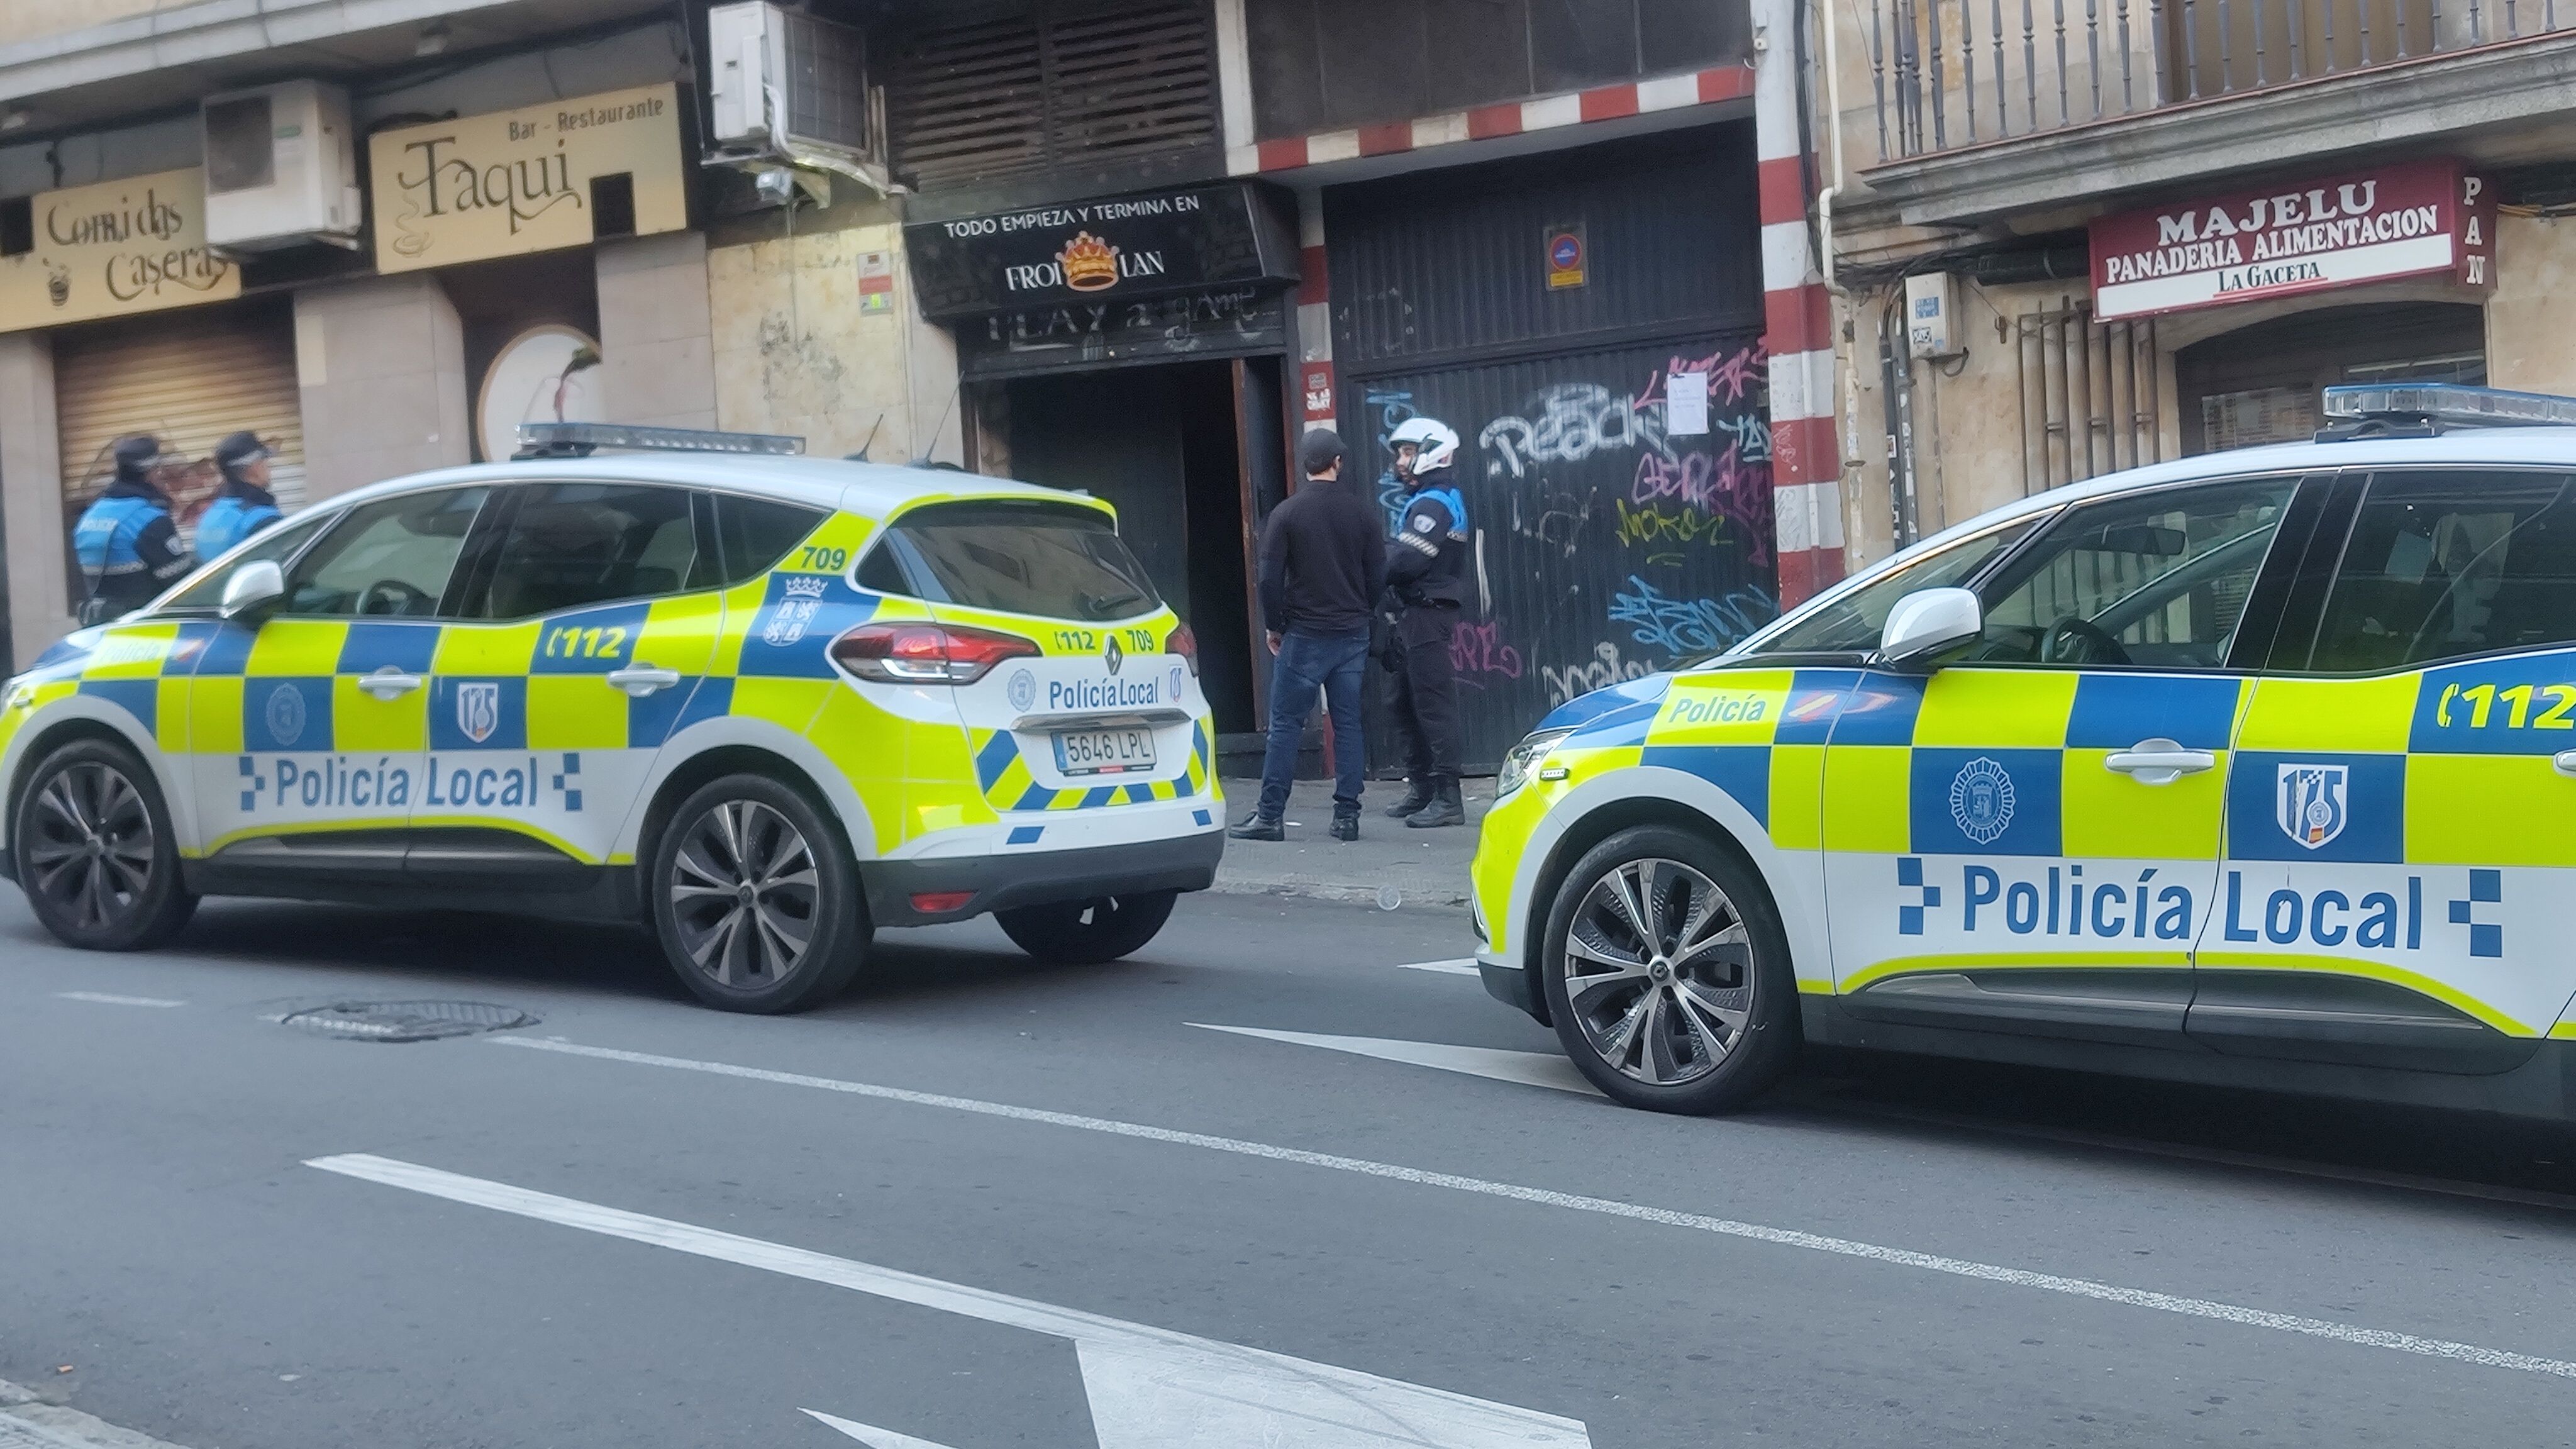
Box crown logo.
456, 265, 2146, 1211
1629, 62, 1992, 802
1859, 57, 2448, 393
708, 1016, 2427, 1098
1058, 231, 1121, 292
783, 574, 830, 599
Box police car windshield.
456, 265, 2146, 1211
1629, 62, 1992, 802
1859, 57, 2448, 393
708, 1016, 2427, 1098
863, 501, 1162, 621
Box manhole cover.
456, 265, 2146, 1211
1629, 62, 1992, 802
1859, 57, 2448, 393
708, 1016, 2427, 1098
279, 1001, 537, 1043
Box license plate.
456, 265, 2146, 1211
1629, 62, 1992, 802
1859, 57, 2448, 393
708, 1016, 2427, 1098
1052, 726, 1158, 776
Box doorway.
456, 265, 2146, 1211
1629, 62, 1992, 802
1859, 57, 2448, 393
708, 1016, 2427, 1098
1002, 360, 1264, 745
2177, 301, 2486, 453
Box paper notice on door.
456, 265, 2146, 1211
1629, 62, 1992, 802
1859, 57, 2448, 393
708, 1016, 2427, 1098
1667, 371, 1710, 435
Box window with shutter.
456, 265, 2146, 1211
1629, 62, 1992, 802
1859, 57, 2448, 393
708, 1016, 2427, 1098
887, 0, 1216, 192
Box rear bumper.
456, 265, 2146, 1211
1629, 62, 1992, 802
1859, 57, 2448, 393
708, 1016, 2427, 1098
865, 828, 1224, 926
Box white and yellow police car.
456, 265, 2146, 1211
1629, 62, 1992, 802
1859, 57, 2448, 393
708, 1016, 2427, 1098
1474, 384, 2576, 1116
0, 423, 1223, 1013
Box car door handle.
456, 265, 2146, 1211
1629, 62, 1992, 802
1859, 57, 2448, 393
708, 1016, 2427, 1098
2554, 750, 2576, 778
2103, 738, 2216, 786
606, 665, 684, 697
357, 668, 423, 700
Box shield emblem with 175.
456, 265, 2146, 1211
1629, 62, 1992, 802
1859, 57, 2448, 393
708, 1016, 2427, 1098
2277, 763, 2346, 850
457, 682, 500, 745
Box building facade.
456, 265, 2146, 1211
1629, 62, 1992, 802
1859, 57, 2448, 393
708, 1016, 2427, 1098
1824, 0, 2576, 567
0, 0, 1831, 777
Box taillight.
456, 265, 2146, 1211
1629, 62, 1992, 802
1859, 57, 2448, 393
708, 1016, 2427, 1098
1169, 621, 1199, 676
830, 622, 1039, 684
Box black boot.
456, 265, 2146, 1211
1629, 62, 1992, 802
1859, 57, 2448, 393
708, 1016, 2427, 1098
1228, 812, 1284, 841
1406, 779, 1465, 829
1329, 805, 1360, 841
1384, 778, 1434, 818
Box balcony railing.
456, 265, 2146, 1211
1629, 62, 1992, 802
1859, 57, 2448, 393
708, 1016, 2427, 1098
1870, 0, 2573, 158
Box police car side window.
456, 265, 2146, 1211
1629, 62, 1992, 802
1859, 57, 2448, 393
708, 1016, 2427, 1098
2306, 471, 2576, 672
714, 494, 829, 586
476, 482, 701, 619
1749, 519, 2038, 655
1972, 475, 2296, 669
160, 515, 330, 612
282, 487, 491, 618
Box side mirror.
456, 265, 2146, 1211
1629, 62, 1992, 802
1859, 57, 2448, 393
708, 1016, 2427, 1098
219, 559, 285, 619
1879, 586, 1983, 667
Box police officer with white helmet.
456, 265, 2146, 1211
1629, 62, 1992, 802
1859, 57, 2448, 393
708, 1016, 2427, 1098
1380, 416, 1470, 828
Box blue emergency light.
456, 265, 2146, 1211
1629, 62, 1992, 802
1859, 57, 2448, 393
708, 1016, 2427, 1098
514, 421, 806, 458
2317, 383, 2576, 440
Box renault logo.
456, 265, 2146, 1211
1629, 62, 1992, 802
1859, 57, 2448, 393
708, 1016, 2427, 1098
1105, 636, 1123, 674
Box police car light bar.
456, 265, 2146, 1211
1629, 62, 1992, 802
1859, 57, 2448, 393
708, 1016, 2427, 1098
2319, 383, 2576, 438
514, 421, 806, 458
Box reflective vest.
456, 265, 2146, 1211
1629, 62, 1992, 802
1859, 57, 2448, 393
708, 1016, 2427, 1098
197, 494, 283, 558
74, 494, 164, 585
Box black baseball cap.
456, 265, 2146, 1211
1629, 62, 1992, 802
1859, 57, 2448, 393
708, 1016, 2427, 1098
214, 431, 270, 471
1298, 428, 1344, 476
112, 435, 161, 472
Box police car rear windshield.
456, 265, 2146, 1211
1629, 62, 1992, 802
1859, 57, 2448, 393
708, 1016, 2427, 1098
858, 501, 1162, 622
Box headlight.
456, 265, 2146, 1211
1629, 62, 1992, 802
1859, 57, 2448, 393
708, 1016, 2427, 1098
1496, 728, 1577, 797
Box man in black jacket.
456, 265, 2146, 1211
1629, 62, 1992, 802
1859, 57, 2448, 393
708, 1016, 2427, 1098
1231, 429, 1387, 842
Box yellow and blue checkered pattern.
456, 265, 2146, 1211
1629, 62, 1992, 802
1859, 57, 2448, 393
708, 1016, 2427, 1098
969, 719, 1212, 813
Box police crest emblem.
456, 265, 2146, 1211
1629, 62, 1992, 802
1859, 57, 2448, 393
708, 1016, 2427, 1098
264, 684, 305, 747
1006, 668, 1036, 712
2276, 763, 2347, 850
457, 682, 501, 745
764, 575, 829, 648
1948, 757, 2016, 846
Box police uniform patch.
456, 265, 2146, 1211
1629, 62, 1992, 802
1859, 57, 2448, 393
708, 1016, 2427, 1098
1411, 514, 1437, 533
1948, 757, 2016, 845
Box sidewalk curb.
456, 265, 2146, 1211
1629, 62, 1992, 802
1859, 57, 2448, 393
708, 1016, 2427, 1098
0, 1380, 191, 1449
1206, 876, 1472, 911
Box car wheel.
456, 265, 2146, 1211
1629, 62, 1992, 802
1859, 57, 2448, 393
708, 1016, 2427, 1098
996, 889, 1179, 965
13, 738, 197, 951
1539, 825, 1797, 1114
649, 774, 869, 1013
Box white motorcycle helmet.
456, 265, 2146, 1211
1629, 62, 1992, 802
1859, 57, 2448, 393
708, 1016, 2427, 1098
1386, 416, 1460, 475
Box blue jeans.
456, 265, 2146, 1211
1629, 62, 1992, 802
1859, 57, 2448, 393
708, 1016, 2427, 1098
1257, 629, 1370, 819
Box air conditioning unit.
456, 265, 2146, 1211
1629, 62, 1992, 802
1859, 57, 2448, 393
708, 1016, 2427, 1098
708, 1, 884, 186
201, 80, 362, 252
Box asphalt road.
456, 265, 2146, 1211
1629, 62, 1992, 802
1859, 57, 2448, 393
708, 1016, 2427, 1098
6, 887, 2576, 1448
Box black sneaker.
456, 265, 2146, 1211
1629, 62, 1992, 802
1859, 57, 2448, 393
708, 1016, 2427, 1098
1228, 814, 1285, 841
1328, 811, 1360, 841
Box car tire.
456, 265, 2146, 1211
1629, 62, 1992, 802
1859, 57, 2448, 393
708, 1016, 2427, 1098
13, 737, 197, 952
996, 889, 1179, 965
648, 773, 869, 1013
1538, 824, 1797, 1114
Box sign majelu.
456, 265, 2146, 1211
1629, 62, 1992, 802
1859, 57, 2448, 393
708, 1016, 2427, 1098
0, 169, 238, 333
903, 182, 1299, 321
2091, 158, 2494, 321
369, 83, 686, 274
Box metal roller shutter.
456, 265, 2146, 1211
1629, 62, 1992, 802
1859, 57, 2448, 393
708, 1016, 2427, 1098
54, 297, 306, 540
887, 0, 1216, 192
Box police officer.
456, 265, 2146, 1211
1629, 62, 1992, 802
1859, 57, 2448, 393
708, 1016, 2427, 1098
1380, 416, 1468, 829
194, 431, 283, 558
73, 435, 192, 625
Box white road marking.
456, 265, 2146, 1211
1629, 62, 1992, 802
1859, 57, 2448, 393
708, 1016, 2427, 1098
54, 992, 183, 1008
1191, 1023, 1600, 1096
1396, 958, 1481, 976
802, 1409, 963, 1447
308, 1154, 1592, 1448
487, 1034, 2576, 1380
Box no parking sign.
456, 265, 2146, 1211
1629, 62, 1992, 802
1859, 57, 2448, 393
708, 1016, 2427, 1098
1545, 225, 1586, 290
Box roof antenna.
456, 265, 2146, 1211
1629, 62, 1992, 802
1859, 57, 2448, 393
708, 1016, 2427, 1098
844, 412, 885, 462
911, 375, 962, 469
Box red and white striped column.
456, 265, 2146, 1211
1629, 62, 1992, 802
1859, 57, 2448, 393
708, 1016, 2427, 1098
1752, 0, 1846, 606
1295, 201, 1336, 437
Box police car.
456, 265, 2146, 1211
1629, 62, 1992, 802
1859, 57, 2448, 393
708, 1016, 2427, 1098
0, 423, 1224, 1013
1473, 384, 2576, 1117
